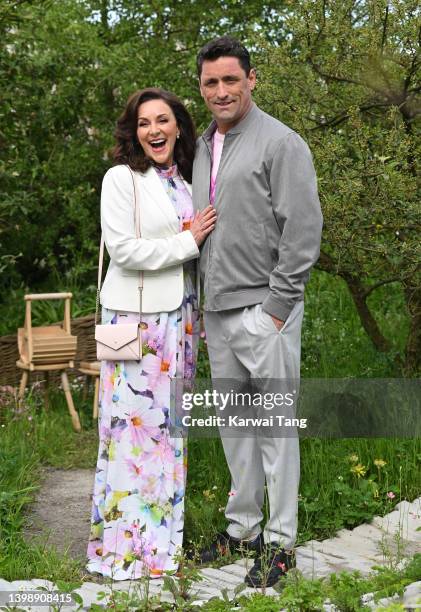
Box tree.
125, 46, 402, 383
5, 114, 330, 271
0, 0, 285, 298
254, 0, 420, 373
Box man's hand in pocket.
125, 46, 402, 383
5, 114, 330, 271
271, 316, 284, 332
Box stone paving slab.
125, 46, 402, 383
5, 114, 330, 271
351, 522, 385, 541
295, 545, 337, 578
0, 579, 12, 591
372, 510, 421, 542
396, 499, 421, 514
217, 563, 248, 578
306, 539, 377, 574
2, 495, 420, 609
191, 584, 234, 599
31, 579, 56, 590
199, 566, 244, 586
298, 541, 342, 574
403, 580, 421, 609
326, 531, 385, 561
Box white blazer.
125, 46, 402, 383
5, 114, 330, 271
100, 164, 199, 313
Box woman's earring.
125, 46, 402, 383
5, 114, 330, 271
176, 132, 180, 139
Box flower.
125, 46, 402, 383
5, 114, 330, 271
374, 459, 387, 468
128, 404, 165, 451
144, 432, 176, 466
387, 491, 396, 499
102, 522, 134, 558
350, 463, 367, 478
277, 562, 286, 572
125, 458, 144, 480
160, 360, 170, 372
348, 454, 359, 463
228, 491, 236, 497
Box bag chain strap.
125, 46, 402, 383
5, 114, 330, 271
95, 166, 144, 328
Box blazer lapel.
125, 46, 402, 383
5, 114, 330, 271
140, 168, 179, 231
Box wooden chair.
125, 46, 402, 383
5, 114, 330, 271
16, 292, 81, 432
79, 360, 101, 419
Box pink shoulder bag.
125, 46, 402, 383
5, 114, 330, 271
95, 167, 144, 361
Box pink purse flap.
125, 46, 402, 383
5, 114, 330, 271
95, 324, 139, 350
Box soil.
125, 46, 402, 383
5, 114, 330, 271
25, 467, 95, 561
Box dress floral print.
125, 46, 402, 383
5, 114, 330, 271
87, 165, 199, 580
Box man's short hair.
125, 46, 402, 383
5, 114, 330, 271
197, 36, 252, 78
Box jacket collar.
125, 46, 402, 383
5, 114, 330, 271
141, 166, 192, 209
202, 102, 258, 144
140, 167, 179, 228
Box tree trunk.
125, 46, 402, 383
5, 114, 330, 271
317, 252, 391, 354
403, 282, 421, 375
100, 0, 115, 113
343, 274, 391, 354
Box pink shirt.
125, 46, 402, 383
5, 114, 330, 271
210, 130, 225, 205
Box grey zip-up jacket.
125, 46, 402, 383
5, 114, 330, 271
192, 103, 323, 322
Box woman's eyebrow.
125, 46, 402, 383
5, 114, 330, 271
138, 113, 169, 121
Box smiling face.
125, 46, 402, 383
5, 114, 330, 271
199, 56, 256, 133
137, 98, 179, 167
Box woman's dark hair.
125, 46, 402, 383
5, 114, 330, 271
113, 88, 196, 183
197, 36, 252, 78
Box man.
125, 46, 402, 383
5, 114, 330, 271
192, 37, 323, 587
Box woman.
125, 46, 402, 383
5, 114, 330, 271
87, 88, 216, 580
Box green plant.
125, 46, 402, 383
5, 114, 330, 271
237, 592, 283, 611
93, 579, 164, 612
162, 551, 204, 606
375, 604, 405, 611
326, 571, 371, 611
276, 569, 325, 611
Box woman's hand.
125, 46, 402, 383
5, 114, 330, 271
190, 205, 217, 246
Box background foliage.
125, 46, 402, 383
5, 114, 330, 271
254, 1, 420, 373
0, 0, 419, 372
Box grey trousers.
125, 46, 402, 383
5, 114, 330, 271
204, 302, 304, 549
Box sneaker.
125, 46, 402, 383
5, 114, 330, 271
199, 531, 263, 564
244, 543, 296, 588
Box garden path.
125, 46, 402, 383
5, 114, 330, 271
4, 468, 420, 609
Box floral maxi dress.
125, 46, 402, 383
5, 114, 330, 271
87, 165, 199, 580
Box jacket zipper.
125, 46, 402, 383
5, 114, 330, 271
202, 135, 214, 301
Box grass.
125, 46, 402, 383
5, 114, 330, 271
0, 270, 419, 587
300, 271, 407, 378
185, 436, 421, 550
0, 385, 97, 582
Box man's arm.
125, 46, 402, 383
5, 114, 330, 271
262, 132, 323, 324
